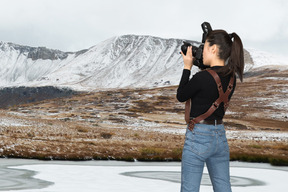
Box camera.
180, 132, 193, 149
180, 22, 212, 69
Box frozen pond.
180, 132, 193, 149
0, 159, 287, 192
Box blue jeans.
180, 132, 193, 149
181, 123, 232, 192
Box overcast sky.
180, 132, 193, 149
1, 0, 287, 56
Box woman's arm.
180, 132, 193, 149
177, 46, 200, 102
176, 70, 201, 102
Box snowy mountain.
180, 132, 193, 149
0, 35, 189, 90
0, 35, 285, 91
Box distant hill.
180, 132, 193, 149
0, 35, 277, 91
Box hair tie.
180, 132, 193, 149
229, 33, 233, 40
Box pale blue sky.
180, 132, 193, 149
1, 0, 287, 56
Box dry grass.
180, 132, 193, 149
0, 69, 287, 165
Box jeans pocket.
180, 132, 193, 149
188, 132, 213, 156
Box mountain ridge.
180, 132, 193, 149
0, 35, 262, 91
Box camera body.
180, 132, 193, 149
180, 22, 212, 69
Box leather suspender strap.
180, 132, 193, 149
185, 99, 191, 124
185, 70, 235, 130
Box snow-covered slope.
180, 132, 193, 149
0, 35, 286, 91
246, 48, 288, 69
41, 35, 190, 90
0, 35, 194, 90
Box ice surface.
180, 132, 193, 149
0, 161, 287, 192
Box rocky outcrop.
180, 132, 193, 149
8, 43, 69, 60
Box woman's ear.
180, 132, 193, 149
211, 44, 217, 54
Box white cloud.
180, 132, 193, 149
0, 0, 287, 55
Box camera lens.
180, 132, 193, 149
192, 46, 198, 57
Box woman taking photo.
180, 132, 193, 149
177, 29, 244, 192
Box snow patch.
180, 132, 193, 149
0, 118, 29, 127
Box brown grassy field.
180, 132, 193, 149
0, 68, 287, 165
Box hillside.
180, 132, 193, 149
0, 67, 287, 164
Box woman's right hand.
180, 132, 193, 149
181, 46, 194, 70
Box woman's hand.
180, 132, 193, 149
181, 46, 194, 70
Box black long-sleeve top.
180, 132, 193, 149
176, 66, 236, 120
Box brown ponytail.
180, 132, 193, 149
206, 30, 245, 82
228, 32, 244, 82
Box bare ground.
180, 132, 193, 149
0, 68, 287, 165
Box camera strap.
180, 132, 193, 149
185, 69, 235, 131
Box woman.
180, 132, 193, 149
177, 30, 244, 192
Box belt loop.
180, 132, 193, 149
214, 120, 216, 126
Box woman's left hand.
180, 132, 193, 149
181, 46, 194, 70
